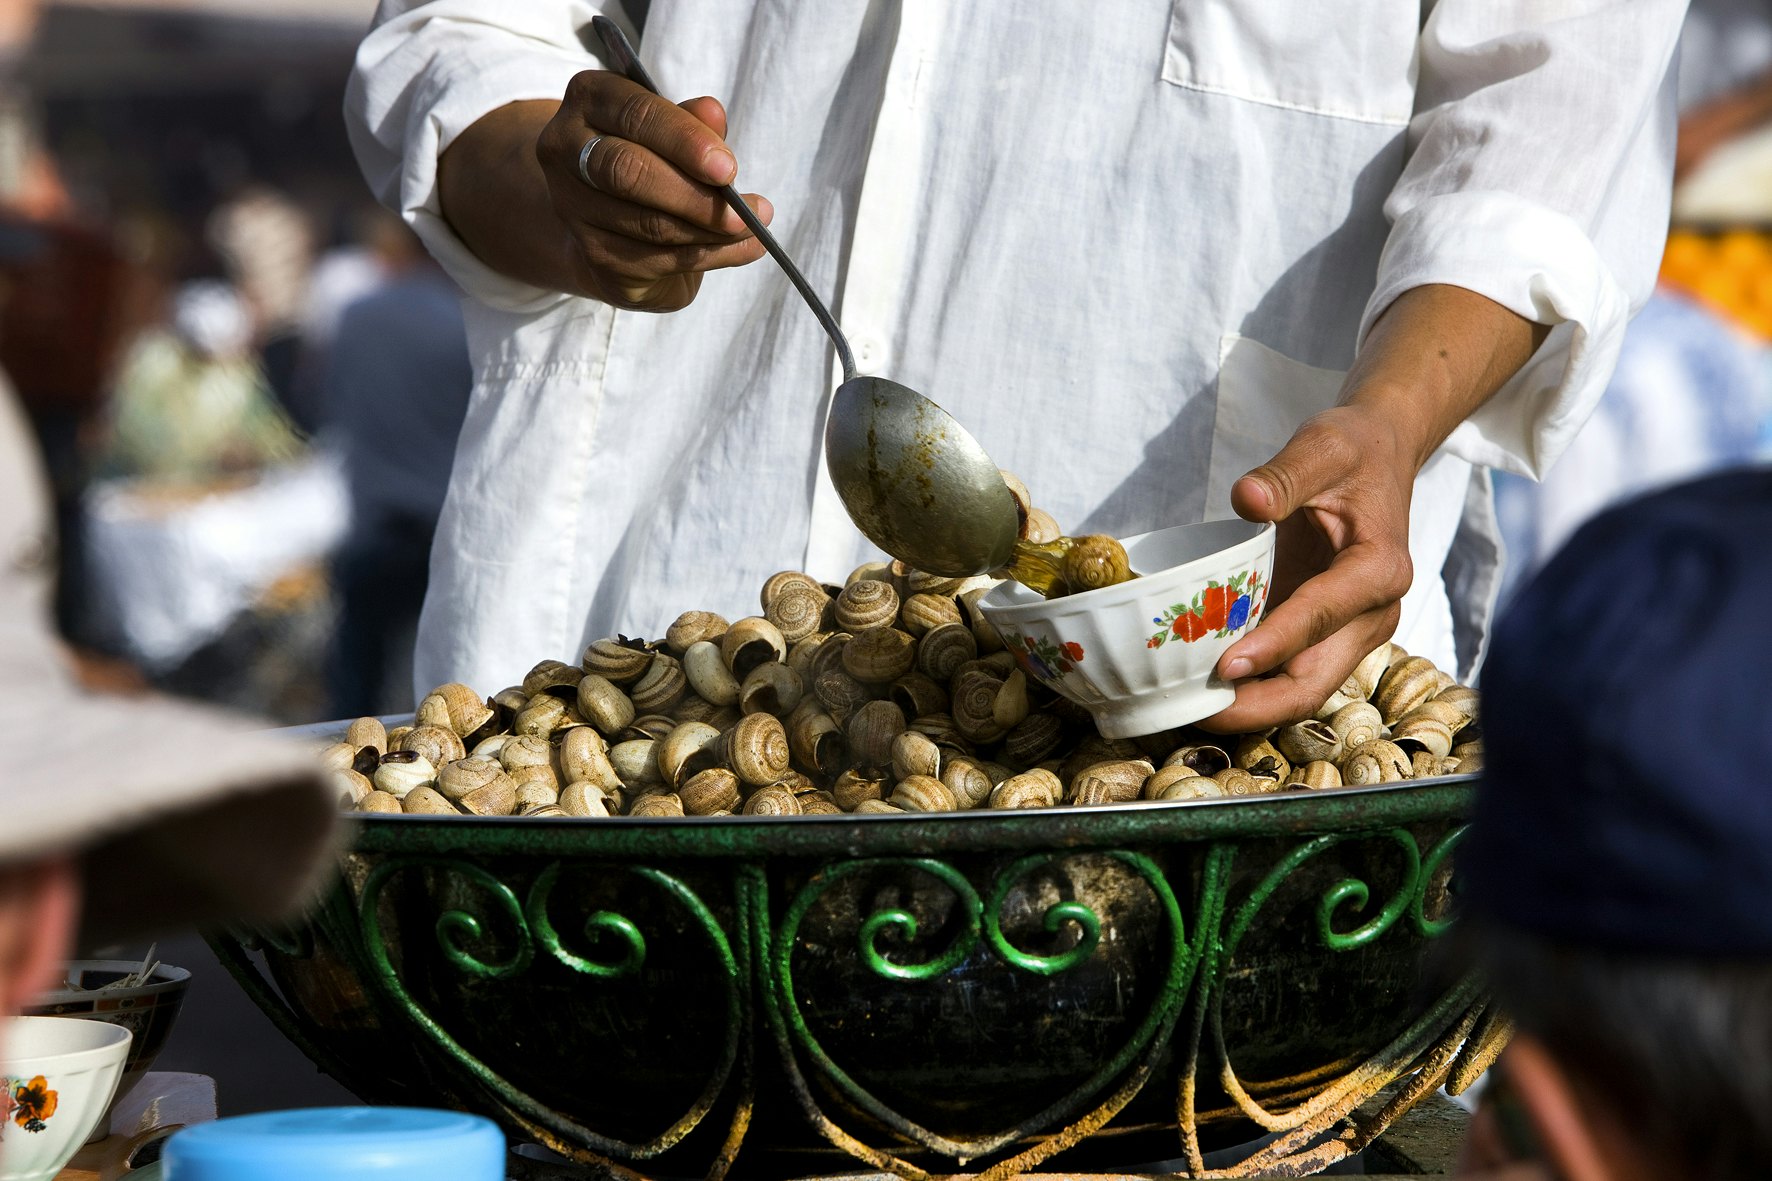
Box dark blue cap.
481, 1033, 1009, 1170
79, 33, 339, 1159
162, 1107, 505, 1180
1464, 466, 1772, 956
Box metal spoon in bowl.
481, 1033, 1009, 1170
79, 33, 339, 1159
591, 18, 1020, 577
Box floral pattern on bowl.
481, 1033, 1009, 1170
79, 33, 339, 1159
1147, 568, 1267, 648
1004, 633, 1086, 685
0, 1075, 59, 1137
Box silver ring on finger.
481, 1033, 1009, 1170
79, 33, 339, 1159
576, 134, 609, 189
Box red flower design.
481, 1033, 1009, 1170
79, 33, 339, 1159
1172, 612, 1208, 642
1023, 635, 1037, 649
1200, 584, 1229, 630
1061, 641, 1084, 662
1147, 637, 1161, 649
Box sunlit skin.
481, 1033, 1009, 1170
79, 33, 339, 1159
0, 859, 79, 1026
442, 83, 1550, 729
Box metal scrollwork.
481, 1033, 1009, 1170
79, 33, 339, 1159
982, 854, 1103, 976
357, 857, 745, 1163
1413, 824, 1467, 938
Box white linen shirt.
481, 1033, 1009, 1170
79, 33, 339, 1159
347, 0, 1682, 699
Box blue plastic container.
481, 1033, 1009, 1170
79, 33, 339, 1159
162, 1107, 505, 1180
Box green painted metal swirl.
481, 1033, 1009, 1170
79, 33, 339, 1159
843, 860, 983, 980
1413, 824, 1467, 937
525, 862, 646, 977
982, 854, 1103, 975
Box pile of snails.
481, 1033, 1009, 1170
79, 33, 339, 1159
320, 564, 1481, 820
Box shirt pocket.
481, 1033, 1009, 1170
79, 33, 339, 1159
1204, 334, 1346, 520
1162, 1, 1419, 126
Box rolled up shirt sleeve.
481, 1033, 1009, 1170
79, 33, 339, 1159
1364, 1, 1685, 479
345, 0, 619, 313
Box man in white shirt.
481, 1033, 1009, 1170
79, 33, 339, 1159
347, 2, 1684, 728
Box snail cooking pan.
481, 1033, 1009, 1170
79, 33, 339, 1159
214, 772, 1491, 1178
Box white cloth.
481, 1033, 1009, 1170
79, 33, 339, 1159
346, 0, 1682, 698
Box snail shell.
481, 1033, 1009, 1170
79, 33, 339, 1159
672, 693, 730, 725
629, 793, 686, 818
1343, 644, 1393, 702
916, 622, 978, 682
890, 774, 958, 813
425, 682, 495, 738
1212, 767, 1264, 797
1274, 719, 1343, 766
684, 640, 742, 707
680, 767, 742, 816
889, 671, 949, 719
513, 694, 577, 738
890, 730, 942, 781
765, 582, 831, 644
1000, 712, 1064, 770
941, 757, 995, 809
402, 785, 460, 815
436, 756, 505, 803
831, 768, 886, 810
506, 762, 560, 793
559, 781, 616, 817
582, 637, 657, 686
1286, 760, 1343, 791
512, 778, 560, 812
846, 699, 908, 770
1400, 698, 1471, 736
318, 741, 356, 772
399, 725, 465, 769
1000, 470, 1033, 521
1160, 743, 1232, 778
853, 799, 906, 814
1069, 759, 1154, 805
724, 713, 792, 787
951, 669, 1009, 744
843, 626, 917, 684
499, 734, 553, 774
1391, 714, 1454, 759
665, 610, 729, 654
787, 707, 849, 775
460, 775, 517, 816
909, 712, 975, 759
657, 721, 723, 787
470, 733, 512, 761
345, 716, 387, 754
1146, 767, 1226, 801
1060, 534, 1134, 595
1061, 736, 1144, 786
787, 631, 840, 682
630, 653, 688, 716
1373, 655, 1440, 725
760, 570, 827, 612
520, 803, 569, 818
1233, 734, 1290, 782
805, 631, 853, 683
357, 790, 402, 814
1022, 507, 1062, 545
610, 739, 663, 789
834, 579, 902, 632
740, 662, 804, 717
1328, 701, 1384, 751
490, 687, 529, 726
385, 725, 414, 749
332, 768, 374, 807
957, 586, 1007, 654
798, 791, 844, 815
991, 668, 1031, 730
576, 674, 637, 736
847, 559, 897, 588
1341, 739, 1412, 785
721, 617, 788, 679
1410, 751, 1446, 780
1433, 685, 1480, 726
905, 568, 979, 598
1450, 741, 1484, 773
373, 750, 436, 799
623, 713, 678, 744
1313, 689, 1361, 722
814, 669, 874, 722
989, 769, 1063, 810
522, 659, 584, 696
414, 692, 453, 732
900, 593, 962, 637
743, 786, 802, 816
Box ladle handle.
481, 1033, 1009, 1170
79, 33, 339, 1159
591, 16, 856, 383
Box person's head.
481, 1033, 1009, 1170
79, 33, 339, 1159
1461, 467, 1772, 1180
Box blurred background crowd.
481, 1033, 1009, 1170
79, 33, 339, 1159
3, 0, 1772, 731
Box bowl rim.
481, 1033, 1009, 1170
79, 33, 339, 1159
976, 519, 1276, 623
4, 1014, 134, 1064
28, 961, 192, 1008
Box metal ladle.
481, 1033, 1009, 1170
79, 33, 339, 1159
592, 17, 1020, 577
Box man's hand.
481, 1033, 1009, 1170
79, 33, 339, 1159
440, 75, 772, 311
1199, 284, 1549, 732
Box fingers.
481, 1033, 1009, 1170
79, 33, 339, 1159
562, 187, 773, 248
1220, 537, 1411, 681
569, 71, 735, 186
1196, 600, 1401, 733
1232, 413, 1363, 524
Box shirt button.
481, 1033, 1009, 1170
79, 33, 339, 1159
854, 335, 887, 373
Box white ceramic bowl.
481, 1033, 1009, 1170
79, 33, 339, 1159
0, 1016, 131, 1181
977, 520, 1276, 738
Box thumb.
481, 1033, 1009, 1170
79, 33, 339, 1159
1230, 417, 1351, 523
680, 95, 728, 140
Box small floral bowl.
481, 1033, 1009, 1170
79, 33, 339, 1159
1, 1016, 131, 1181
977, 520, 1275, 738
